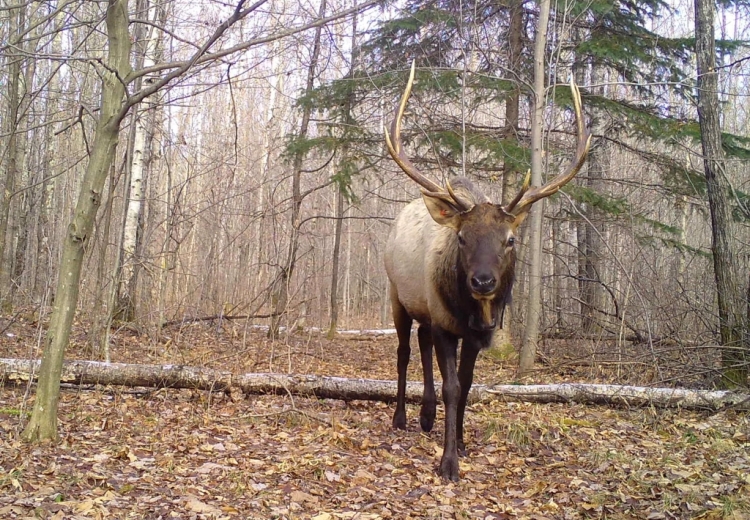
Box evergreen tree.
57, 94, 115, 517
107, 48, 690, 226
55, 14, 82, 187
291, 0, 750, 365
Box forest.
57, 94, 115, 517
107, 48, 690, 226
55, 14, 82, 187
0, 0, 749, 517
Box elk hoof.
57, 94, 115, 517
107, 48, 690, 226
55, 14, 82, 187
419, 404, 435, 432
439, 455, 460, 482
392, 410, 407, 430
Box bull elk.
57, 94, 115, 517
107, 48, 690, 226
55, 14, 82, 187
384, 62, 591, 481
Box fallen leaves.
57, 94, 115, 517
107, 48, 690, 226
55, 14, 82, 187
1, 325, 749, 518
3, 388, 748, 519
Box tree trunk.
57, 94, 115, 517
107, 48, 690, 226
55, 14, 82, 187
10, 25, 37, 298
328, 183, 345, 338
577, 66, 606, 334
32, 12, 65, 303
501, 0, 523, 207
551, 216, 565, 330
519, 0, 550, 375
116, 110, 147, 321
156, 151, 174, 331
694, 0, 748, 387
3, 358, 748, 412
21, 0, 133, 443
493, 0, 524, 354
269, 0, 327, 338
0, 2, 25, 306
327, 3, 359, 338
89, 162, 119, 360
117, 0, 159, 323
251, 40, 283, 304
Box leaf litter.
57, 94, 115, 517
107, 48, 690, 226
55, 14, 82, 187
0, 320, 748, 519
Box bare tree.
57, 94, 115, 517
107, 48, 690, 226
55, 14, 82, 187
116, 0, 164, 322
328, 2, 359, 338
22, 0, 134, 442
269, 0, 328, 338
493, 0, 525, 354
21, 0, 378, 442
0, 1, 25, 305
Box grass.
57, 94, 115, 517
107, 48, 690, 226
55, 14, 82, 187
0, 407, 28, 417
505, 422, 531, 446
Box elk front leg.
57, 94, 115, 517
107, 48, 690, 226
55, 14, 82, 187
433, 327, 460, 481
457, 340, 480, 455
417, 324, 436, 432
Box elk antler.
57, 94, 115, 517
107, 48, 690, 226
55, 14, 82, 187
505, 80, 592, 216
385, 62, 472, 212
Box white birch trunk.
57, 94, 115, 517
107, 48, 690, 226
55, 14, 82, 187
118, 3, 160, 319
3, 358, 747, 412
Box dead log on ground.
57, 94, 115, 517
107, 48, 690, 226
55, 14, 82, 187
1, 358, 748, 412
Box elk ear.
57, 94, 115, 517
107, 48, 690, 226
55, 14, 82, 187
422, 192, 462, 230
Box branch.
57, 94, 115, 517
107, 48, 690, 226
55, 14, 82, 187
122, 0, 266, 115
159, 312, 283, 328
125, 0, 380, 109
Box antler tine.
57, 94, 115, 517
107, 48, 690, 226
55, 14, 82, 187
509, 79, 592, 216
504, 169, 531, 213
385, 62, 471, 212
445, 181, 472, 212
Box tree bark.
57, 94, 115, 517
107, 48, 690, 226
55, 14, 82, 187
117, 0, 161, 323
21, 0, 133, 442
327, 1, 358, 338
328, 183, 345, 338
0, 2, 25, 305
519, 0, 551, 375
501, 0, 523, 207
89, 162, 119, 360
493, 0, 525, 354
32, 12, 65, 303
10, 18, 37, 298
694, 0, 748, 387
577, 66, 606, 334
269, 0, 327, 338
3, 358, 748, 412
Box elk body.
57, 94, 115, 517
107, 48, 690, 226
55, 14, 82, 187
384, 63, 591, 481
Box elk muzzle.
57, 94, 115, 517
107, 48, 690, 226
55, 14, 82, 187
469, 292, 497, 331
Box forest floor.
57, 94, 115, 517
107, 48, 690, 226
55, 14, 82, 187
0, 317, 748, 519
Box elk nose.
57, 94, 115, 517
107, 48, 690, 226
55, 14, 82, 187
470, 274, 496, 294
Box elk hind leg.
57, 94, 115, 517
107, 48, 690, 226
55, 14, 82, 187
417, 324, 436, 432
391, 294, 412, 430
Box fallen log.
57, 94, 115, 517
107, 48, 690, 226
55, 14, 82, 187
1, 358, 748, 412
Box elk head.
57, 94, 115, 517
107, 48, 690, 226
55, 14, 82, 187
384, 62, 591, 330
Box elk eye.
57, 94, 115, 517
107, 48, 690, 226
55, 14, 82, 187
507, 237, 515, 247
457, 232, 466, 246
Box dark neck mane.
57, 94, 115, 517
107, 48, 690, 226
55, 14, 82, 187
434, 240, 516, 340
